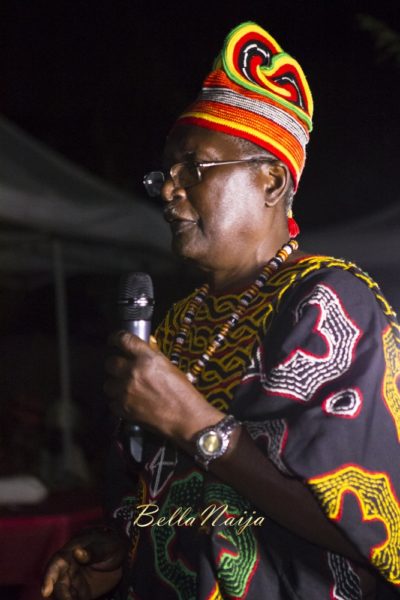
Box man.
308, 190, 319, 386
42, 22, 400, 599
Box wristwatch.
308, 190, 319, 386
195, 414, 241, 470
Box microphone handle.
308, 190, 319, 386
120, 320, 151, 463
122, 319, 151, 340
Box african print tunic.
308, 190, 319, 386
108, 256, 400, 599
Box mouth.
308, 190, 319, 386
164, 207, 198, 232
169, 219, 198, 234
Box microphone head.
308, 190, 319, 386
118, 272, 154, 321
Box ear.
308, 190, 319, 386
262, 162, 290, 208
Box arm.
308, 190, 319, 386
186, 425, 363, 560
104, 336, 360, 560
104, 272, 400, 586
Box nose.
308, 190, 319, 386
161, 178, 187, 204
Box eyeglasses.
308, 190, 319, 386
143, 157, 276, 197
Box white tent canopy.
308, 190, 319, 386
0, 114, 398, 303
0, 116, 176, 483
0, 116, 173, 274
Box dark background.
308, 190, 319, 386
0, 1, 398, 487
1, 0, 399, 228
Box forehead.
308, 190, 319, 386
163, 125, 248, 163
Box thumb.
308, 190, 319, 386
73, 545, 91, 564
109, 330, 153, 358
72, 536, 126, 572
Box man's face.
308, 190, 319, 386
161, 126, 278, 274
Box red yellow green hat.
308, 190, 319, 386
176, 22, 314, 192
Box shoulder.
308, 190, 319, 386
273, 254, 389, 312
266, 254, 399, 347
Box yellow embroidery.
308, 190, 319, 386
309, 466, 400, 585
296, 257, 400, 342
156, 255, 399, 411
382, 326, 400, 442
207, 583, 223, 600
157, 261, 310, 410
132, 477, 147, 562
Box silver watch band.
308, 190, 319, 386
195, 414, 241, 470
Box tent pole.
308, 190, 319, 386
52, 240, 90, 484
52, 239, 74, 471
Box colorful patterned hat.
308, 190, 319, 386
176, 22, 313, 192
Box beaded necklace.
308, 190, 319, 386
170, 239, 298, 384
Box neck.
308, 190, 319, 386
207, 265, 268, 294
204, 241, 302, 294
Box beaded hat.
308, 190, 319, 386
176, 21, 313, 194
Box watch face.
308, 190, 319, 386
200, 431, 222, 456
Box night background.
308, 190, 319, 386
0, 2, 399, 454
0, 2, 399, 596
1, 0, 399, 226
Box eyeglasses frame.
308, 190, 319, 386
143, 157, 277, 197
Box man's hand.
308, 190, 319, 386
104, 331, 223, 445
41, 526, 126, 600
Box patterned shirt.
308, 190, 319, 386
108, 256, 400, 599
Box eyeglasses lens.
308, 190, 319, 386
144, 162, 202, 197
143, 171, 165, 197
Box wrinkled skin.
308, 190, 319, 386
161, 126, 292, 290
41, 526, 127, 600
104, 332, 222, 443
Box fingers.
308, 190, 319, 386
108, 331, 154, 357
103, 377, 126, 402
81, 539, 127, 572
42, 529, 127, 600
41, 556, 69, 598
73, 546, 90, 564
104, 333, 159, 405
104, 354, 132, 378
41, 575, 55, 598
149, 335, 159, 351
42, 545, 92, 599
103, 356, 133, 420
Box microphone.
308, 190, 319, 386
117, 272, 154, 340
117, 272, 154, 462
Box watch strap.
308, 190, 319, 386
195, 414, 241, 470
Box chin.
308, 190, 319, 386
171, 240, 210, 271
172, 237, 197, 260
